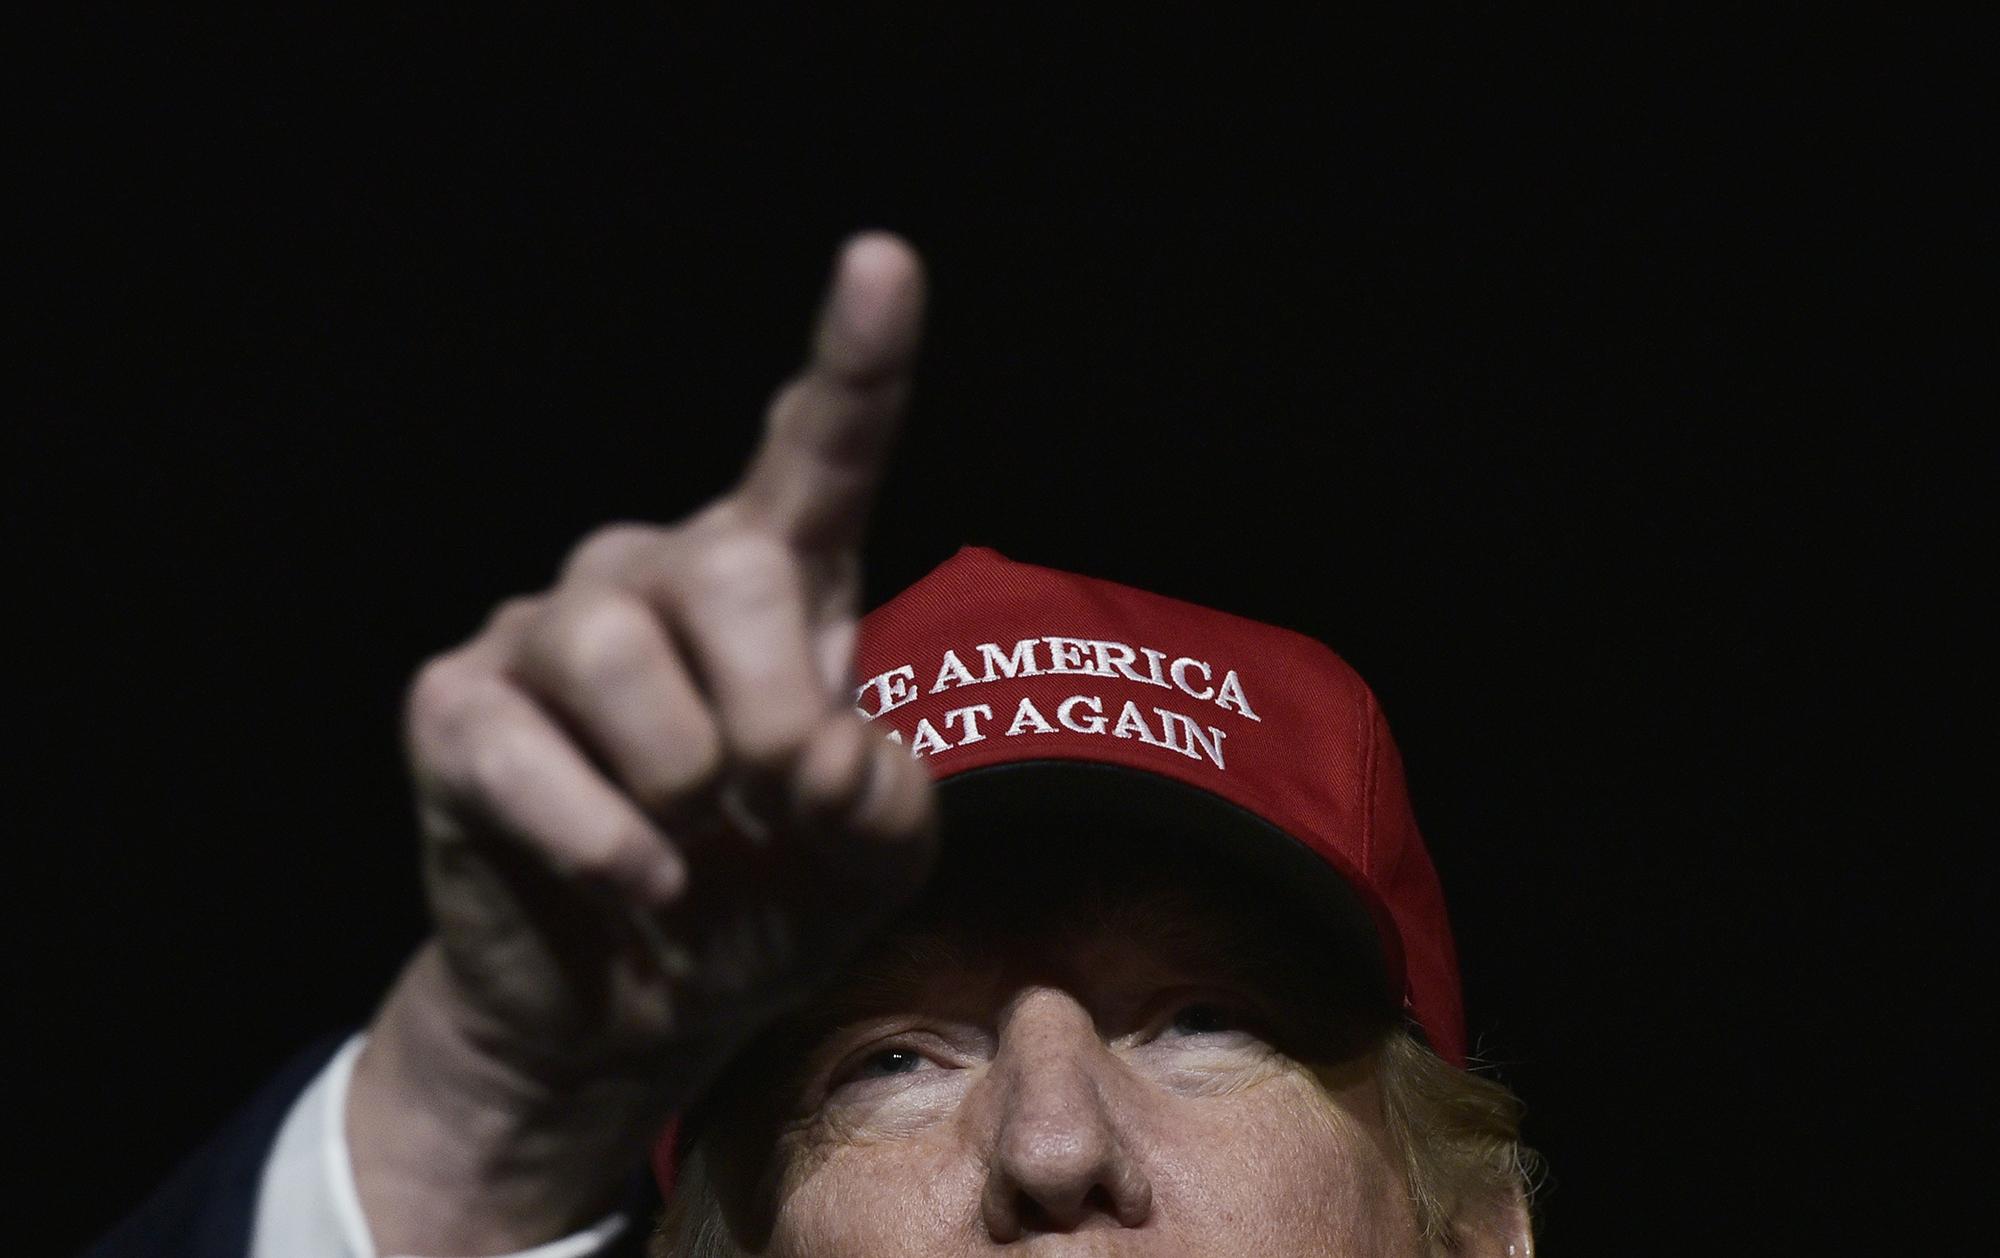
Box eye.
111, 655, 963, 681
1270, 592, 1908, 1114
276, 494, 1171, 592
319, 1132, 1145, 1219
828, 1042, 951, 1093
1165, 1001, 1242, 1037
852, 1047, 928, 1080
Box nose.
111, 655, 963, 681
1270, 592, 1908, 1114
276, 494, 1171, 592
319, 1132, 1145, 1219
978, 988, 1154, 1241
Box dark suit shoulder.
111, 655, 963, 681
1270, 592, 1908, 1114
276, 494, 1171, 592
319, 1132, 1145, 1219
84, 1033, 350, 1258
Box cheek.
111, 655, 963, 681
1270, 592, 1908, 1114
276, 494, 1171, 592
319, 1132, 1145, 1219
770, 1133, 984, 1258
1145, 1073, 1418, 1257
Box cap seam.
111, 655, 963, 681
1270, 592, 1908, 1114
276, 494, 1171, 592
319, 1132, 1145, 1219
1360, 685, 1381, 876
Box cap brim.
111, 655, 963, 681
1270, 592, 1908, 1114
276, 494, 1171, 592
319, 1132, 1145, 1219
930, 759, 1392, 1004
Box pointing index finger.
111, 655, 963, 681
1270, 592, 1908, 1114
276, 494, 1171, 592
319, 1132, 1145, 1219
734, 232, 927, 554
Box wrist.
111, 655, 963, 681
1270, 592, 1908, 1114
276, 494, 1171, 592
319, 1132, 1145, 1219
349, 945, 661, 1255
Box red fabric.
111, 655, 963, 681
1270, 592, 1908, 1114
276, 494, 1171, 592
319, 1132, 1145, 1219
651, 545, 1466, 1196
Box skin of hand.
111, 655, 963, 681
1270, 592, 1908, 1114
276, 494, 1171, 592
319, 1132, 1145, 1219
346, 233, 942, 1256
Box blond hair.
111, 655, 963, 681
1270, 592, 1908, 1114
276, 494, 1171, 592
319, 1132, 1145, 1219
1375, 1028, 1542, 1252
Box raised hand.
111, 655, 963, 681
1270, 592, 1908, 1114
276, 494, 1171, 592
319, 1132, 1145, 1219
349, 234, 937, 1254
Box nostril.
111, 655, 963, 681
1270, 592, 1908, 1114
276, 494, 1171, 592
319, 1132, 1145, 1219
1013, 1194, 1056, 1235
1012, 1183, 1119, 1235
1080, 1184, 1117, 1219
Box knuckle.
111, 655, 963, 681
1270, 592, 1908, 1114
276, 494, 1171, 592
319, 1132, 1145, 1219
542, 595, 658, 689
404, 653, 483, 747
484, 594, 545, 636
562, 521, 663, 582
687, 531, 794, 603
462, 718, 537, 802
407, 595, 544, 742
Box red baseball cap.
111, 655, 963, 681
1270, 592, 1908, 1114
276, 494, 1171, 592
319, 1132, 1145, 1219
853, 544, 1464, 1061
651, 544, 1465, 1193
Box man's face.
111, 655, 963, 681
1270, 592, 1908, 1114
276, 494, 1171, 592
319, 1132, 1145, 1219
692, 834, 1421, 1256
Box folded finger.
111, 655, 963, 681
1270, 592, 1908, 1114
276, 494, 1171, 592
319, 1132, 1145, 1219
408, 665, 688, 906
672, 532, 831, 775
511, 589, 724, 820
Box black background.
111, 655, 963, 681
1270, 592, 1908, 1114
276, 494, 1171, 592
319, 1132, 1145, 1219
19, 12, 1978, 1254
